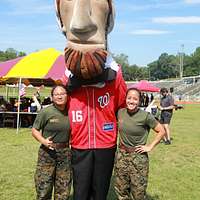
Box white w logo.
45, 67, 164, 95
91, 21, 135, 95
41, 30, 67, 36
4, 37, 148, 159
98, 93, 110, 108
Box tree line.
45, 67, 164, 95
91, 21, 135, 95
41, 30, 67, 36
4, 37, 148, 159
0, 48, 26, 62
113, 46, 200, 81
1, 47, 200, 81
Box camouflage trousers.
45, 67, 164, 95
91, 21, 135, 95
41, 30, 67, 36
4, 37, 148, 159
114, 148, 149, 200
34, 145, 72, 200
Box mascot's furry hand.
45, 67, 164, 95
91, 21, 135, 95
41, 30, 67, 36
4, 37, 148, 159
65, 48, 107, 80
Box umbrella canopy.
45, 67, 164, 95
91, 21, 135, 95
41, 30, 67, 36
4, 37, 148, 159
128, 80, 160, 92
0, 48, 66, 133
0, 48, 65, 85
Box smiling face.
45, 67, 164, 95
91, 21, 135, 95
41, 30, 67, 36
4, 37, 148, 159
126, 89, 141, 113
52, 86, 68, 109
55, 0, 114, 52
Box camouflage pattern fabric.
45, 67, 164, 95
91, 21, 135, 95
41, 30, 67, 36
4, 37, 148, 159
34, 145, 72, 200
114, 148, 149, 200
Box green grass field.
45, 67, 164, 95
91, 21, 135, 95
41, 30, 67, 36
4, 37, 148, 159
0, 104, 200, 200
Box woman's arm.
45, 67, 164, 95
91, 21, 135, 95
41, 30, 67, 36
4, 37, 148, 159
159, 105, 174, 111
135, 123, 165, 153
32, 128, 53, 149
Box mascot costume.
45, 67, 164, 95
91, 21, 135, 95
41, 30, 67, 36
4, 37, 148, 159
55, 0, 127, 199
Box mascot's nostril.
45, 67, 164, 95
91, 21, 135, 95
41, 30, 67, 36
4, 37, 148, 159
71, 24, 97, 34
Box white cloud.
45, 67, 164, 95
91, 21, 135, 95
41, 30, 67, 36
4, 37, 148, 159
1, 0, 53, 15
184, 0, 200, 4
116, 1, 182, 12
153, 16, 200, 24
130, 29, 170, 35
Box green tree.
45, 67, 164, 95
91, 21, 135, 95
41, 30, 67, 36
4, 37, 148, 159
0, 48, 26, 62
113, 53, 131, 80
113, 53, 150, 81
148, 53, 178, 80
190, 47, 200, 76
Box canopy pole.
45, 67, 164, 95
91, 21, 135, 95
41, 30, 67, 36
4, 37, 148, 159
6, 85, 8, 101
16, 78, 21, 134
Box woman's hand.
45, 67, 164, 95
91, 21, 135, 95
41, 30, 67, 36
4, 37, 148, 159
42, 136, 54, 150
135, 123, 165, 154
135, 145, 152, 154
32, 128, 54, 150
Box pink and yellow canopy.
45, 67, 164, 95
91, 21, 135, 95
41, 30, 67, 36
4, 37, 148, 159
0, 48, 65, 85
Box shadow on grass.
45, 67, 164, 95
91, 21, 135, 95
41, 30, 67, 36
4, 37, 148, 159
69, 177, 160, 200
69, 193, 160, 200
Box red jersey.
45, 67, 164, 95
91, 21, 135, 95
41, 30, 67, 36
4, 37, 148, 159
68, 68, 127, 149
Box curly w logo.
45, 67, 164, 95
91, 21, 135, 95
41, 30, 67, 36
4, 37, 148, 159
98, 92, 110, 108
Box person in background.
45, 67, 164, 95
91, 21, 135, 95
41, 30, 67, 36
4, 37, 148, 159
178, 94, 182, 101
41, 97, 52, 108
0, 96, 7, 111
31, 94, 42, 112
159, 87, 174, 145
13, 99, 19, 111
144, 93, 149, 107
32, 85, 72, 200
150, 93, 154, 102
141, 93, 145, 107
0, 96, 7, 127
114, 87, 165, 200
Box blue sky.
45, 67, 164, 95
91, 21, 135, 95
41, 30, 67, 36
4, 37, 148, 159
0, 0, 200, 66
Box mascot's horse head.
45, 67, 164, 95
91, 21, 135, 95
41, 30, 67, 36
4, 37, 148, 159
55, 0, 115, 81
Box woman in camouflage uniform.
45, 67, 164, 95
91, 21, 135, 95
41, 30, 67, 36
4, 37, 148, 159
32, 85, 72, 200
114, 88, 165, 200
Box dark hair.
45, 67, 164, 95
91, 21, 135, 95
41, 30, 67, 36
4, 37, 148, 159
51, 84, 67, 97
160, 87, 168, 94
126, 87, 142, 102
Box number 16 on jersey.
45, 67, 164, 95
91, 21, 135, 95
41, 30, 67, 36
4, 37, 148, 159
72, 111, 83, 122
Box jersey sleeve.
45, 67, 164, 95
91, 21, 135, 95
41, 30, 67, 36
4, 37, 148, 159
114, 66, 127, 110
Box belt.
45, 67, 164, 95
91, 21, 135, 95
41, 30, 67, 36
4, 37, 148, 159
51, 143, 68, 149
119, 143, 137, 153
